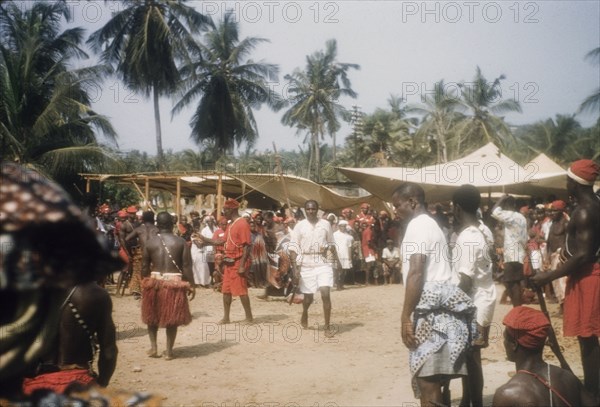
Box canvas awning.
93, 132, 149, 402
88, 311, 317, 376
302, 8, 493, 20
81, 171, 385, 214
338, 143, 568, 202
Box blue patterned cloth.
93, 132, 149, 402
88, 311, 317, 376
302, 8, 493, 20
409, 281, 476, 397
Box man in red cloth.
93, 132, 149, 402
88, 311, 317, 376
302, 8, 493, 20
201, 199, 253, 323
532, 159, 600, 397
494, 306, 597, 406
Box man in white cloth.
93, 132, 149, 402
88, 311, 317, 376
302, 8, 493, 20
333, 220, 354, 290
393, 183, 475, 407
201, 216, 217, 283
381, 239, 401, 284
491, 194, 528, 306
451, 184, 497, 407
289, 200, 339, 337
191, 216, 211, 287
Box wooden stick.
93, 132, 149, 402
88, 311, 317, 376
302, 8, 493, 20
535, 287, 573, 372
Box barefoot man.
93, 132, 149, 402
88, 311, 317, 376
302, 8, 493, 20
289, 200, 339, 337
393, 183, 475, 407
200, 199, 254, 323
531, 159, 600, 398
141, 212, 195, 360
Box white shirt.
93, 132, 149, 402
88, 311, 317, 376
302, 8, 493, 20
491, 207, 527, 263
333, 230, 354, 269
452, 223, 497, 326
289, 218, 335, 266
382, 246, 401, 260
401, 214, 453, 286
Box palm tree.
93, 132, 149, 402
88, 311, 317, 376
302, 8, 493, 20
172, 11, 281, 158
455, 67, 522, 154
407, 80, 462, 162
281, 39, 359, 181
360, 106, 412, 166
515, 115, 582, 164
87, 0, 212, 168
578, 47, 600, 116
0, 1, 117, 181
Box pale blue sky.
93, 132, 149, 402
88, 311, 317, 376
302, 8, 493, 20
65, 1, 600, 154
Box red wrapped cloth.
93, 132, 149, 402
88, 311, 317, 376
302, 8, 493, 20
503, 306, 550, 349
563, 263, 600, 337
22, 369, 95, 395
141, 278, 192, 327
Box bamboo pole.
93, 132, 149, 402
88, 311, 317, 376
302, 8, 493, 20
131, 182, 155, 213
145, 178, 150, 210
85, 178, 91, 194
216, 172, 223, 217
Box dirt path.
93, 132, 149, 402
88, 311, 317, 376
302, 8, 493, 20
108, 283, 583, 406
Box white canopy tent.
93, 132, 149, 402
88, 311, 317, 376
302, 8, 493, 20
338, 143, 568, 203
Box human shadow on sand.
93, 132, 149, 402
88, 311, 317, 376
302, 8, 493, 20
174, 341, 237, 359
116, 323, 148, 342
330, 322, 364, 335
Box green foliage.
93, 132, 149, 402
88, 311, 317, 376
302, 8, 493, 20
0, 1, 118, 186
172, 11, 281, 157
88, 0, 212, 165
281, 39, 359, 181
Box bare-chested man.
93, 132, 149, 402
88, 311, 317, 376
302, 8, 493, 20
532, 159, 600, 397
126, 211, 158, 297
141, 212, 195, 360
25, 281, 118, 390
493, 306, 597, 406
0, 162, 122, 397
544, 200, 569, 309
119, 206, 141, 295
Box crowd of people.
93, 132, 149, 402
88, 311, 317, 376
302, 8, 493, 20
1, 158, 599, 406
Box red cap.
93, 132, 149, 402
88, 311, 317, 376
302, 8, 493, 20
117, 210, 128, 218
223, 199, 240, 209
503, 306, 550, 349
567, 159, 600, 186
551, 200, 566, 211
126, 205, 137, 214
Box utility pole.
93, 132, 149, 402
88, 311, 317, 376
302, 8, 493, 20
351, 105, 363, 167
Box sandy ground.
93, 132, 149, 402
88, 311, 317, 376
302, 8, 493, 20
107, 281, 583, 407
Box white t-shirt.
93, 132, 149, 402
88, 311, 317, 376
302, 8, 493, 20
333, 230, 354, 269
491, 207, 527, 263
289, 218, 335, 266
401, 214, 452, 286
452, 223, 497, 326
382, 246, 401, 260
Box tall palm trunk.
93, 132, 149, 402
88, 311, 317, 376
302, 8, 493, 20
332, 132, 336, 161
307, 131, 314, 179
314, 131, 321, 182
153, 85, 164, 169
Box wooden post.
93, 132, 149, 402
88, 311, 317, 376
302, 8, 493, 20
176, 177, 181, 217
217, 172, 223, 217
85, 178, 91, 193
144, 178, 150, 210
